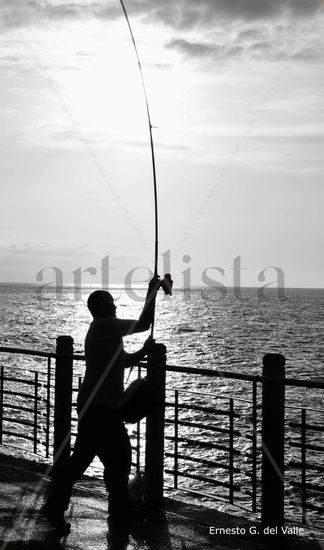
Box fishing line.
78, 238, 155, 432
119, 0, 159, 336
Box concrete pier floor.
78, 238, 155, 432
0, 451, 322, 550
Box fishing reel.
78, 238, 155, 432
160, 273, 173, 295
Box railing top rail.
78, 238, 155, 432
163, 364, 324, 389
0, 346, 85, 361
164, 364, 259, 382
1, 346, 323, 389
0, 346, 53, 359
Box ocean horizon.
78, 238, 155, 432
0, 283, 323, 381
0, 282, 323, 290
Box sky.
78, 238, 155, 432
0, 0, 323, 289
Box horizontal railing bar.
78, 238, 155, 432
290, 481, 324, 493
164, 418, 240, 436
245, 433, 261, 441
286, 403, 324, 414
3, 380, 50, 391
3, 394, 50, 407
0, 346, 53, 358
167, 388, 255, 405
2, 393, 50, 407
1, 346, 323, 388
165, 452, 241, 472
1, 403, 35, 414
164, 469, 240, 490
2, 390, 35, 399
164, 484, 254, 515
1, 376, 38, 386
287, 461, 324, 473
244, 453, 261, 460
165, 365, 324, 388
165, 401, 240, 417
289, 422, 324, 432
165, 435, 240, 454
1, 430, 38, 442
303, 503, 324, 512
269, 378, 324, 389
0, 346, 85, 361
245, 471, 261, 480
165, 365, 259, 381
163, 484, 232, 504
289, 442, 324, 453
2, 416, 37, 428
238, 488, 259, 498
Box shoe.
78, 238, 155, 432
42, 504, 71, 534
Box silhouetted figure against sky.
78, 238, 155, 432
43, 277, 161, 533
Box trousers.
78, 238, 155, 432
46, 404, 132, 516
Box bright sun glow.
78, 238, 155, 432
34, 19, 191, 150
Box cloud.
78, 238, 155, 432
236, 27, 270, 41
166, 39, 216, 59
134, 0, 322, 29
1, 0, 322, 62
1, 0, 322, 31
0, 0, 119, 30
0, 242, 91, 258
166, 35, 321, 63
291, 46, 324, 60
166, 19, 324, 63
166, 37, 246, 62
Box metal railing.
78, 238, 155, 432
164, 382, 259, 515
0, 355, 52, 458
0, 340, 323, 530
286, 403, 324, 527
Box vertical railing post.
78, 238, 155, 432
229, 397, 234, 504
144, 342, 166, 505
261, 353, 285, 530
0, 366, 4, 445
46, 357, 51, 458
174, 389, 179, 490
34, 371, 38, 454
301, 408, 307, 524
53, 335, 73, 472
136, 364, 142, 473
252, 380, 257, 513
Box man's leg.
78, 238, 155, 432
96, 409, 132, 521
44, 407, 96, 526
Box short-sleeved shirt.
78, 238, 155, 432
77, 317, 136, 409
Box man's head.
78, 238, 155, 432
87, 290, 116, 318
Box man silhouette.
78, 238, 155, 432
43, 276, 161, 532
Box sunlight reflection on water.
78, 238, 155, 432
0, 285, 323, 525
1, 285, 323, 377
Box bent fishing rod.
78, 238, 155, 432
119, 0, 172, 338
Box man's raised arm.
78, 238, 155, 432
131, 276, 161, 333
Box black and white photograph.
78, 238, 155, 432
0, 1, 323, 549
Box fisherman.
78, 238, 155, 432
43, 275, 161, 532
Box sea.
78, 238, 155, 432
1, 283, 323, 378
0, 283, 323, 526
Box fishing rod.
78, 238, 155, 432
119, 0, 172, 338
119, 0, 158, 277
